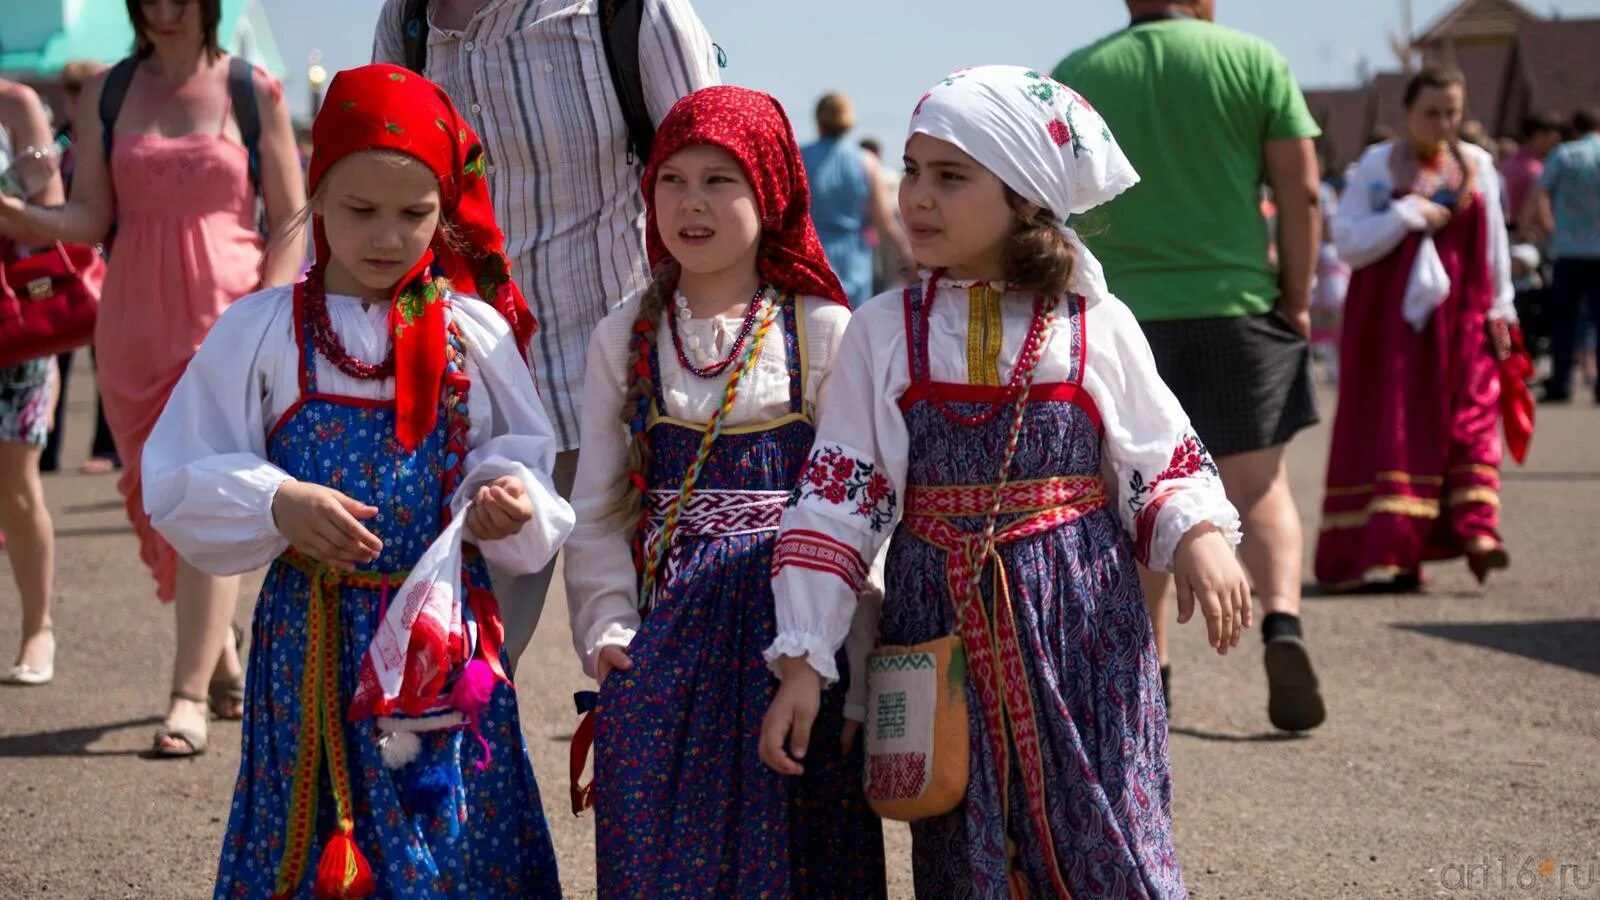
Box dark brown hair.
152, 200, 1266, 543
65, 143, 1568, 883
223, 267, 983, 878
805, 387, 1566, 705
1402, 65, 1465, 110
1000, 188, 1077, 297
1575, 106, 1600, 136
126, 0, 223, 62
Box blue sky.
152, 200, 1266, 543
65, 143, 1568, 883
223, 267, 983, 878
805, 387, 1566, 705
266, 0, 1600, 147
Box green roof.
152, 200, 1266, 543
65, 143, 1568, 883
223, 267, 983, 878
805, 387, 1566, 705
0, 0, 284, 78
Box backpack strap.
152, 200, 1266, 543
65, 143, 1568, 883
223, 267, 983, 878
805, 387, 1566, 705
401, 0, 432, 75
98, 57, 139, 171
227, 57, 262, 198
599, 0, 654, 165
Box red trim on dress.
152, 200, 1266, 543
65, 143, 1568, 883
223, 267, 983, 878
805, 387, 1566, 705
899, 381, 1103, 432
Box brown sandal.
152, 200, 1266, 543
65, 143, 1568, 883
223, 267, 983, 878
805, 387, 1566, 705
152, 690, 210, 758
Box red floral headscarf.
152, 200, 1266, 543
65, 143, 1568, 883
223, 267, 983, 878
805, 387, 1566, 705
642, 85, 847, 305
309, 64, 536, 449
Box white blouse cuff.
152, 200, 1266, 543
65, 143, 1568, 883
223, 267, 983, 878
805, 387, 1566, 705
1149, 490, 1243, 573
764, 632, 841, 685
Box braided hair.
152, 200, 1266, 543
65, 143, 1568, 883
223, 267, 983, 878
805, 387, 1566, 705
617, 259, 681, 572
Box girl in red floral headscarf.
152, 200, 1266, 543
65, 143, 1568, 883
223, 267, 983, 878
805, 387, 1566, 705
563, 85, 886, 896
142, 65, 572, 898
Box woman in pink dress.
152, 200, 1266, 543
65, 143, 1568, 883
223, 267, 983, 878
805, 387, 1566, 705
1319, 65, 1518, 591
0, 0, 305, 755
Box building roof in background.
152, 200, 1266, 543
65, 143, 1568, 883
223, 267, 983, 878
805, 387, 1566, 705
0, 0, 284, 78
1448, 40, 1513, 126
1415, 0, 1538, 43
1509, 19, 1600, 122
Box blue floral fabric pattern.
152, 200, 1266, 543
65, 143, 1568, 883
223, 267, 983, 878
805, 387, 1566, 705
215, 314, 559, 898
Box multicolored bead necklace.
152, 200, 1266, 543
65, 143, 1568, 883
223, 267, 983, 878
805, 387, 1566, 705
639, 295, 780, 603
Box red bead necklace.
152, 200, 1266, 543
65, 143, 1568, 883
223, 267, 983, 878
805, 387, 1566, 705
302, 267, 396, 381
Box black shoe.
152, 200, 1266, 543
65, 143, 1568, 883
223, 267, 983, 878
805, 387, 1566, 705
1159, 664, 1171, 712
1264, 634, 1327, 733
1390, 570, 1424, 593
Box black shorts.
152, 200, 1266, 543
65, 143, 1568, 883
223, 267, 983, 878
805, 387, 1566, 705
1139, 311, 1319, 458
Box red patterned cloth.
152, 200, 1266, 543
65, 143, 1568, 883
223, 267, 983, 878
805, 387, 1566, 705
642, 85, 847, 305
309, 63, 535, 449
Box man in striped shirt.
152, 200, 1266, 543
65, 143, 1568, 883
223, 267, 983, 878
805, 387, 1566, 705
374, 0, 720, 667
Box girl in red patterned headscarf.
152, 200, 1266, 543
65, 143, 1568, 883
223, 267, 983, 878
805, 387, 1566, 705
143, 64, 572, 897
563, 85, 886, 896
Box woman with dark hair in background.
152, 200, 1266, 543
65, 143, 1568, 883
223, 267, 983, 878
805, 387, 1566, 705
1321, 65, 1518, 590
0, 0, 306, 755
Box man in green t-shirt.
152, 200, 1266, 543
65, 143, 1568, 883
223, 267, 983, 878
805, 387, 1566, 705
1055, 0, 1326, 733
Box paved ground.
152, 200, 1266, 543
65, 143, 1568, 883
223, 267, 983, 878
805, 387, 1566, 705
1, 365, 1597, 899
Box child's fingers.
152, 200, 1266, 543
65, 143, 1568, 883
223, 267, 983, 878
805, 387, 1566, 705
1174, 576, 1196, 625
332, 490, 381, 520
299, 533, 358, 571
479, 494, 516, 532
491, 486, 534, 522
841, 720, 861, 754
1207, 585, 1230, 655
329, 507, 383, 555
1238, 583, 1255, 633
311, 520, 370, 564
596, 647, 633, 685
466, 504, 495, 540
759, 709, 805, 777
788, 703, 815, 763
1194, 580, 1223, 652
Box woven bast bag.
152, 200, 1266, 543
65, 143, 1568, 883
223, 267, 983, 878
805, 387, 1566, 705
862, 634, 970, 820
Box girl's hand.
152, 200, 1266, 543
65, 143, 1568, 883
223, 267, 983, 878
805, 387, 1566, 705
271, 480, 383, 571
760, 655, 822, 776
1418, 199, 1452, 233
596, 645, 632, 686
465, 476, 533, 542
1171, 524, 1252, 655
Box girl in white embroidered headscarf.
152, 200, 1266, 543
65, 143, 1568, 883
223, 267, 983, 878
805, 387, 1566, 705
759, 65, 1245, 898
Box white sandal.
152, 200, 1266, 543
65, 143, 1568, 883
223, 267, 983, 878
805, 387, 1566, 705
3, 631, 54, 686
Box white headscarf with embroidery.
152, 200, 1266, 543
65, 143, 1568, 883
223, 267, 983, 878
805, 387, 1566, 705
908, 65, 1139, 302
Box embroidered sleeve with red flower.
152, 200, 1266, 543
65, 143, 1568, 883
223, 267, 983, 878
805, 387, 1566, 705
1125, 432, 1222, 566
786, 442, 897, 535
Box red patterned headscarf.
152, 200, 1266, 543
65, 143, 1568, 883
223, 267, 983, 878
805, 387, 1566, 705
309, 64, 536, 450
642, 86, 847, 305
